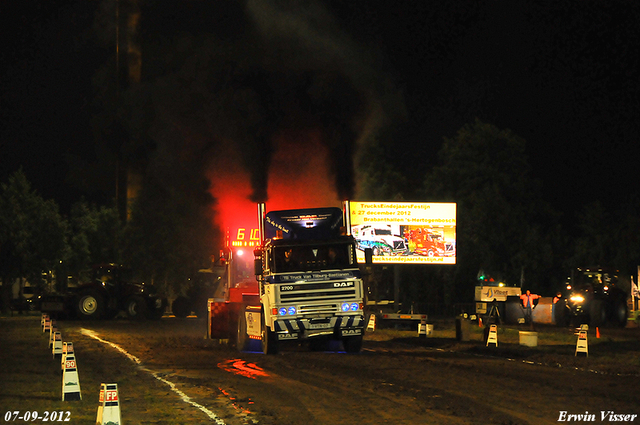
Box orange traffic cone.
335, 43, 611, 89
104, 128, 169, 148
596, 327, 600, 338
479, 317, 483, 327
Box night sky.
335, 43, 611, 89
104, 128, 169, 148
2, 1, 639, 225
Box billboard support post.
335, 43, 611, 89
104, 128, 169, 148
394, 265, 401, 313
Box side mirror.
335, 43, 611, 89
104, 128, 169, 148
364, 248, 373, 265
253, 248, 263, 276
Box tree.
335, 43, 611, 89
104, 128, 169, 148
356, 129, 409, 201
66, 201, 122, 279
0, 170, 68, 313
420, 119, 559, 303
571, 196, 640, 279
122, 170, 219, 297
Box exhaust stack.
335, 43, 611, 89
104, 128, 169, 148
257, 203, 266, 244
342, 200, 352, 236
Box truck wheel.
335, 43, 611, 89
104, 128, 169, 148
557, 305, 572, 327
236, 308, 250, 352
125, 296, 148, 320
261, 314, 278, 355
589, 299, 606, 327
172, 296, 191, 318
149, 298, 167, 320
612, 299, 628, 328
343, 335, 363, 353
194, 301, 208, 319
76, 290, 105, 320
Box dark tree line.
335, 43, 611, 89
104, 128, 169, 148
0, 169, 217, 313
0, 171, 67, 313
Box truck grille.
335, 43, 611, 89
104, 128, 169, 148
278, 281, 359, 304
298, 304, 338, 314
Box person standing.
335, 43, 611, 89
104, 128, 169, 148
520, 289, 540, 324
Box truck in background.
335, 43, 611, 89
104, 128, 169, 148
474, 267, 631, 327
171, 268, 224, 318
40, 264, 167, 320
208, 202, 369, 354
561, 267, 628, 328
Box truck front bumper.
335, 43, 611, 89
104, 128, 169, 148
274, 314, 365, 340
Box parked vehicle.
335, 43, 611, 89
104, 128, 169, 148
171, 268, 224, 318
40, 264, 167, 320
562, 267, 628, 327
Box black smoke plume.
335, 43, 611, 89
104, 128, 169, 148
97, 0, 395, 203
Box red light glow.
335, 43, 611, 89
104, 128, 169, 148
208, 130, 342, 242
218, 359, 270, 380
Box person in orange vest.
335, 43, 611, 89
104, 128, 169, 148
520, 289, 541, 324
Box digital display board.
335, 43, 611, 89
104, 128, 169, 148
349, 202, 456, 264
228, 227, 261, 248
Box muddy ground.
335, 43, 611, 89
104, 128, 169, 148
1, 314, 639, 424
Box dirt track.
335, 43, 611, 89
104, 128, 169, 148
1, 315, 639, 424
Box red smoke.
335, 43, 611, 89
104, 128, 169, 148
208, 130, 342, 238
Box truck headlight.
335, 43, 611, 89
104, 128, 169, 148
570, 295, 585, 303
278, 307, 297, 316
342, 302, 359, 312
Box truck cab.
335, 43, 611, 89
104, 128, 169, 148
255, 235, 364, 352
208, 204, 367, 354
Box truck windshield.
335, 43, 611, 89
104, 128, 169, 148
374, 229, 392, 236
274, 243, 354, 272
574, 269, 617, 289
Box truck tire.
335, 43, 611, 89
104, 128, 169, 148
589, 299, 606, 327
172, 296, 191, 318
125, 295, 148, 320
194, 301, 208, 319
554, 304, 571, 327
236, 307, 250, 352
612, 298, 628, 328
148, 298, 167, 320
76, 290, 105, 320
261, 313, 278, 355
343, 335, 363, 353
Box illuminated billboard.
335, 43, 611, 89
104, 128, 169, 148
350, 202, 456, 264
